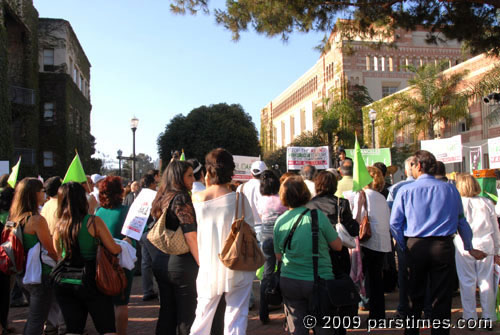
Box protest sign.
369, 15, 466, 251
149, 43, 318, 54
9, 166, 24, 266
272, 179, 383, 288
469, 146, 482, 171
488, 136, 500, 169
287, 146, 330, 170
420, 135, 462, 163
121, 188, 157, 240
233, 155, 260, 181
345, 148, 392, 166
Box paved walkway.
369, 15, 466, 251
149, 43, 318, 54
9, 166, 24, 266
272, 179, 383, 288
7, 275, 500, 334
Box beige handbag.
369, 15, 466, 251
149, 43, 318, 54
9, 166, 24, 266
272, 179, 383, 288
218, 191, 265, 271
147, 194, 190, 255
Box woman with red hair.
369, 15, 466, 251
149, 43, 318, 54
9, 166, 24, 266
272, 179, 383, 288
96, 176, 133, 335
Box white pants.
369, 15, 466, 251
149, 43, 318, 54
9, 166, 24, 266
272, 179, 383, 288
190, 276, 254, 335
455, 251, 497, 320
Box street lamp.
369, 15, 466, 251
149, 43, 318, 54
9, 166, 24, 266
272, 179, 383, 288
130, 117, 139, 181
368, 109, 377, 149
117, 149, 123, 177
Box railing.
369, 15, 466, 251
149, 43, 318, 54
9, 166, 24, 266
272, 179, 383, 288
9, 86, 35, 105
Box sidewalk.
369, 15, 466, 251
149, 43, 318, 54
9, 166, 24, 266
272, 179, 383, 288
7, 275, 500, 334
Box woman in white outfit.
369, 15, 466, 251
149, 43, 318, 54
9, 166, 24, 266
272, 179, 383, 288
454, 173, 500, 322
190, 148, 255, 335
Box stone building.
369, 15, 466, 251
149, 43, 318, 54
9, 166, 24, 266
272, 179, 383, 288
260, 22, 465, 152
38, 18, 93, 178
0, 0, 94, 178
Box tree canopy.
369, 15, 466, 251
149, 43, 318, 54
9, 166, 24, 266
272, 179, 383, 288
157, 103, 260, 165
171, 0, 500, 54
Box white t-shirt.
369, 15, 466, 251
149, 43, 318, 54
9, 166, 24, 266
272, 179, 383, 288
236, 178, 263, 236
192, 181, 206, 194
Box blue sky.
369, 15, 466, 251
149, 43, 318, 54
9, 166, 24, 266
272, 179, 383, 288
34, 0, 325, 164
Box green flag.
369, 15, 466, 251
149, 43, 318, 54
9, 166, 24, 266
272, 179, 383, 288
63, 153, 87, 184
180, 149, 185, 161
7, 157, 21, 188
352, 135, 373, 192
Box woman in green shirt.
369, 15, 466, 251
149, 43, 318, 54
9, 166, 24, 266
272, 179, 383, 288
274, 175, 342, 335
9, 178, 58, 335
96, 176, 133, 335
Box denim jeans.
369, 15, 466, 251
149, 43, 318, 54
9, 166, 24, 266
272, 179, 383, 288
140, 232, 156, 296
259, 238, 276, 321
22, 274, 53, 335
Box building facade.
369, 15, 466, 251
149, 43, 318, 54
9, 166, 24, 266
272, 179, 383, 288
260, 23, 465, 152
38, 18, 93, 178
0, 0, 94, 178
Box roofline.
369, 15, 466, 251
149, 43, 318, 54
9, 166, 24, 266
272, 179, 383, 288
39, 18, 91, 68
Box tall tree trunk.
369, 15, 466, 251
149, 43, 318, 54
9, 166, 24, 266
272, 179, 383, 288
428, 108, 435, 139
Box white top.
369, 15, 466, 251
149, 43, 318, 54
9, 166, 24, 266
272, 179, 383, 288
353, 189, 392, 253
193, 192, 256, 299
236, 178, 263, 232
304, 179, 317, 197
192, 181, 206, 194
454, 197, 500, 256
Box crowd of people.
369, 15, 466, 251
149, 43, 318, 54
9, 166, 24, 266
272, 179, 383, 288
0, 147, 499, 335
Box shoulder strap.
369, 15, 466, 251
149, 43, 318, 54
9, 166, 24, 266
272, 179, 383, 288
337, 197, 341, 224
235, 189, 246, 220
283, 209, 309, 251
311, 209, 319, 283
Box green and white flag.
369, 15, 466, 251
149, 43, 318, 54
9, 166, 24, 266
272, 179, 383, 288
352, 135, 373, 192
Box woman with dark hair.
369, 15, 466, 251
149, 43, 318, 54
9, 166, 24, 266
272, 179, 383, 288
149, 160, 198, 335
307, 170, 358, 274
96, 176, 133, 335
187, 159, 206, 194
274, 175, 342, 335
9, 178, 58, 334
190, 148, 255, 335
0, 187, 14, 335
256, 170, 287, 324
53, 182, 121, 335
352, 166, 391, 321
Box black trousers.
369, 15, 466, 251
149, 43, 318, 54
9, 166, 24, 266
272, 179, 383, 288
361, 247, 386, 321
0, 272, 10, 329
405, 236, 455, 335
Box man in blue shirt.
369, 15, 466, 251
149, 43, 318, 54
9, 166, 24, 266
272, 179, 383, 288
390, 150, 485, 335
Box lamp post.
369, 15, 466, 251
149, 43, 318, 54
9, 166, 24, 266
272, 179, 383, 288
117, 149, 123, 177
130, 117, 139, 181
368, 109, 377, 149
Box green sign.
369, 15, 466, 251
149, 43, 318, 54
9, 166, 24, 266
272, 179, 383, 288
345, 148, 392, 166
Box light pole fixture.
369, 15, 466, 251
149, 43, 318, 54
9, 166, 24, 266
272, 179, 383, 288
368, 109, 377, 149
130, 116, 139, 181
117, 149, 123, 177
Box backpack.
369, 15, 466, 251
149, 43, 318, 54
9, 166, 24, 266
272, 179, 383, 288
0, 216, 29, 275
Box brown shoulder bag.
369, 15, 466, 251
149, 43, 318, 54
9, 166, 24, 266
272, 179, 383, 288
358, 190, 372, 242
218, 192, 265, 271
90, 216, 128, 296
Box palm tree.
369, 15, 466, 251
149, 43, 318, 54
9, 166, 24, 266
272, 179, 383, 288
386, 61, 469, 141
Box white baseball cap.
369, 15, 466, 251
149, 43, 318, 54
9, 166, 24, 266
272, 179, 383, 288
91, 174, 105, 184
251, 161, 267, 176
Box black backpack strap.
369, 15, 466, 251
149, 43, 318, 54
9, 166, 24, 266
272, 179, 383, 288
283, 209, 309, 252
311, 209, 319, 283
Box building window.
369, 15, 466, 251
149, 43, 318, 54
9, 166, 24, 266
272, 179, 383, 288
43, 49, 54, 71
73, 67, 78, 83
43, 103, 55, 122
389, 57, 393, 72
366, 56, 370, 71
80, 75, 84, 90
43, 151, 54, 167
382, 86, 399, 97
381, 57, 385, 71
459, 120, 470, 132
290, 115, 295, 141
373, 56, 378, 71
69, 57, 73, 76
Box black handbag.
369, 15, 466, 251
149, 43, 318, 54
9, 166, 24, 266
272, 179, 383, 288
310, 210, 360, 313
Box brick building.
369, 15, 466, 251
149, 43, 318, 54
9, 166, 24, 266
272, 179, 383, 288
260, 22, 466, 152
0, 0, 94, 178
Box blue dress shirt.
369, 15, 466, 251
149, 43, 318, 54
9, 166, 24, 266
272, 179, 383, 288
390, 174, 473, 251
387, 176, 415, 209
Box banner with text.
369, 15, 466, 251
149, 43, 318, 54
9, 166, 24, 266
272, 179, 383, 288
287, 146, 330, 170
345, 148, 392, 166
233, 155, 260, 181
488, 136, 500, 169
121, 188, 157, 241
420, 135, 462, 163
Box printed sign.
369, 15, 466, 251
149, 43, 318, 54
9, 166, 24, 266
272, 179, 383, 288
420, 135, 462, 163
0, 161, 9, 175
287, 146, 330, 170
469, 146, 482, 172
345, 148, 392, 166
121, 188, 157, 240
233, 155, 260, 181
488, 136, 500, 169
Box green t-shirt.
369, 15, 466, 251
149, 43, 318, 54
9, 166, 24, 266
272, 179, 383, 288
274, 207, 338, 281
